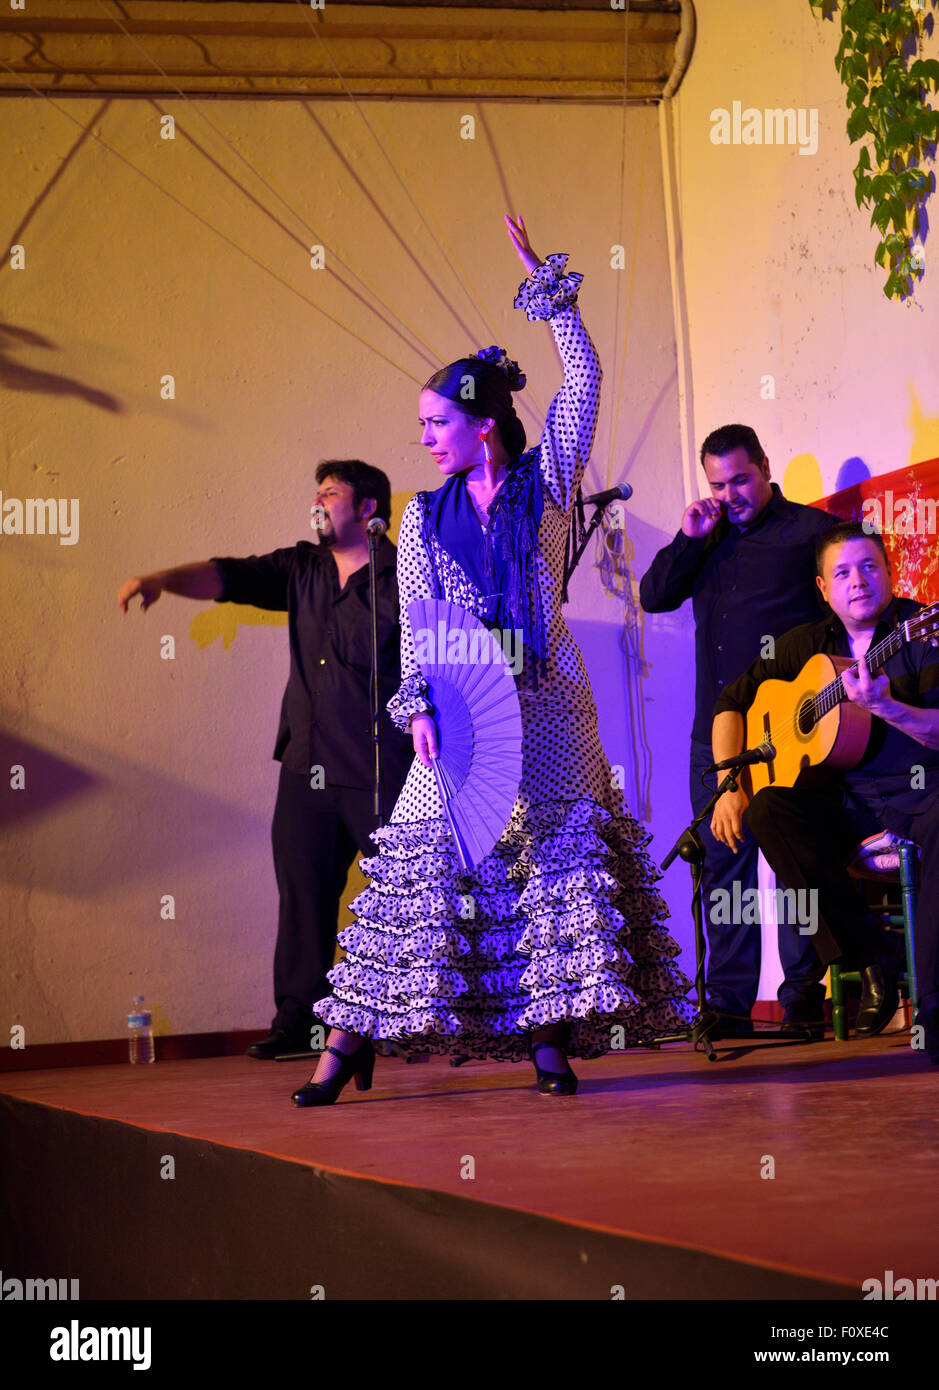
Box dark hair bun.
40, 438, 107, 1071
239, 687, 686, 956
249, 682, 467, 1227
473, 345, 526, 393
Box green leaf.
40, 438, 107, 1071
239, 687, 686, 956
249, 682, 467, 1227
871, 202, 892, 234
885, 119, 913, 153
917, 110, 939, 141
855, 144, 872, 172
844, 0, 877, 28
886, 196, 907, 228
847, 106, 871, 140
887, 12, 914, 43
909, 59, 939, 89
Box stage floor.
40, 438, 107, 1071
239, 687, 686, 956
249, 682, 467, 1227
3, 1032, 937, 1296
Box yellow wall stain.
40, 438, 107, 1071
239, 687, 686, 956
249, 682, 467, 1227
782, 453, 823, 505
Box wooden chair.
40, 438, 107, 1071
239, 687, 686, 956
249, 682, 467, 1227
829, 832, 918, 1041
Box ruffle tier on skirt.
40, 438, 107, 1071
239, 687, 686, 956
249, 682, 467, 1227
315, 797, 695, 1061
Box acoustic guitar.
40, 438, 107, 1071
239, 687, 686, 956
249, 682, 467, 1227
743, 604, 939, 794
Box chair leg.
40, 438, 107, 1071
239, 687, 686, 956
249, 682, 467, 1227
898, 841, 918, 1012
830, 965, 848, 1042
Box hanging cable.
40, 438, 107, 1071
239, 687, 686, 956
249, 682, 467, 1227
94, 0, 445, 369
292, 0, 547, 421
0, 56, 421, 384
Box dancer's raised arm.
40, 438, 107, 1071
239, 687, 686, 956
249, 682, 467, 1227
505, 214, 602, 513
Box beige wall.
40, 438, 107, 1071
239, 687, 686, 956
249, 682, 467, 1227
1, 92, 681, 1044
672, 0, 939, 493
659, 0, 939, 999
4, 0, 936, 1046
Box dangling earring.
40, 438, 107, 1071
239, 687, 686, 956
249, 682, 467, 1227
478, 431, 491, 464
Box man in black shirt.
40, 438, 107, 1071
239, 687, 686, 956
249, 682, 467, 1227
715, 522, 939, 1060
640, 425, 836, 1038
119, 460, 412, 1058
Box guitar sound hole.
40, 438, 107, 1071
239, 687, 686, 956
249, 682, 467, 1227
797, 700, 816, 736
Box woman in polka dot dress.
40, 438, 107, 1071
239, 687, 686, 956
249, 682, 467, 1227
292, 214, 693, 1105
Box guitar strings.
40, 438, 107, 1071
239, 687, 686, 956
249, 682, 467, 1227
746, 613, 938, 763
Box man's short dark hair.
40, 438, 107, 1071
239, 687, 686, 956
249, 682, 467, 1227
815, 519, 890, 577
315, 459, 392, 525
699, 424, 766, 468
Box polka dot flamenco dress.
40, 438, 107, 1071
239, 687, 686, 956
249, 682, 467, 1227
314, 254, 694, 1061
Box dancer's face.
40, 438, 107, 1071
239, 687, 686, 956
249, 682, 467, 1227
419, 389, 493, 476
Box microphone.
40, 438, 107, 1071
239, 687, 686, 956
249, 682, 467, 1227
582, 482, 633, 508
366, 517, 388, 536
706, 743, 776, 773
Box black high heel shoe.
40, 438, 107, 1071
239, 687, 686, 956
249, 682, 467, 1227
291, 1040, 375, 1107
530, 1035, 578, 1096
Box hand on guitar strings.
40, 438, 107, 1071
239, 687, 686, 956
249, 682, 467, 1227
841, 650, 894, 719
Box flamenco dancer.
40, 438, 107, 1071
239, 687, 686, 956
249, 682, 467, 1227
291, 213, 693, 1105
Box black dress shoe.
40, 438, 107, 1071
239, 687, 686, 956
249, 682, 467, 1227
855, 963, 899, 1036
246, 1027, 314, 1060
913, 1006, 939, 1063
291, 1041, 375, 1107
530, 1038, 578, 1095
780, 1000, 825, 1041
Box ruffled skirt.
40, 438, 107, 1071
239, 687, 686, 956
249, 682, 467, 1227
314, 796, 694, 1061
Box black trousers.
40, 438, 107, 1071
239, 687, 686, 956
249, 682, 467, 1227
269, 765, 387, 1035
690, 739, 823, 1018
744, 781, 939, 1012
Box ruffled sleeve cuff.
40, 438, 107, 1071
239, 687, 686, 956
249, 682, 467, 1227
386, 673, 434, 732
513, 252, 583, 322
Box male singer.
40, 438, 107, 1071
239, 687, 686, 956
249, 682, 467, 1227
119, 460, 412, 1057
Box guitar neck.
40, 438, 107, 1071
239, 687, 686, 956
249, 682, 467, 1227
816, 627, 903, 714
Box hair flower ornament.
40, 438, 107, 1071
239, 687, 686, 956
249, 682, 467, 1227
471, 346, 526, 392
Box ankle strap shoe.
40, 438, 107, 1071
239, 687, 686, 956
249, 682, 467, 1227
291, 1040, 375, 1107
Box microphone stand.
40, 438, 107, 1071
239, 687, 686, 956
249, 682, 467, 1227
563, 492, 608, 595
657, 750, 789, 1061
367, 522, 429, 1066
659, 767, 743, 1061
367, 527, 384, 826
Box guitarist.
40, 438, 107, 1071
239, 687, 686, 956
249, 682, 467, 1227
640, 425, 836, 1039
713, 520, 939, 1059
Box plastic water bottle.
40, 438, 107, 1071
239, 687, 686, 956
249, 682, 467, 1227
128, 996, 155, 1064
